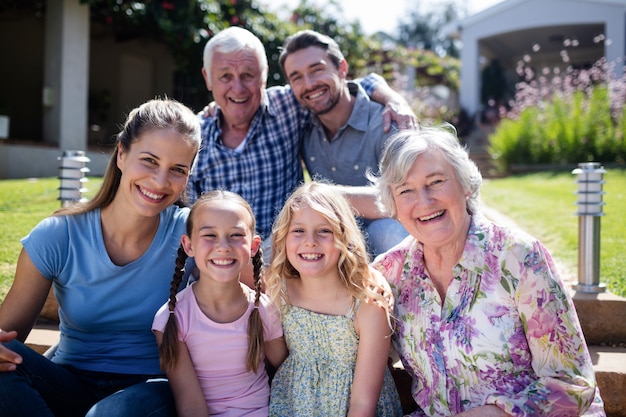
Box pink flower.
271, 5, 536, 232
527, 308, 559, 339
546, 388, 587, 416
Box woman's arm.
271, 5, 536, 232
489, 240, 598, 415
349, 301, 393, 417
0, 331, 21, 371
0, 248, 52, 372
154, 331, 209, 417
0, 248, 51, 341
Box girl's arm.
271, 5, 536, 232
349, 301, 393, 417
264, 336, 288, 369
154, 331, 209, 417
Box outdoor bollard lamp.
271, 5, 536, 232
572, 162, 606, 293
58, 150, 90, 207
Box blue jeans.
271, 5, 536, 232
361, 217, 409, 259
0, 339, 175, 417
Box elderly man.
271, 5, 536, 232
279, 29, 409, 257
187, 27, 416, 271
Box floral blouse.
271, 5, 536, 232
373, 214, 605, 416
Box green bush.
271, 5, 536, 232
489, 107, 541, 172
489, 86, 626, 173
488, 54, 626, 173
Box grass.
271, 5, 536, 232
480, 168, 626, 297
0, 177, 103, 301
0, 170, 624, 301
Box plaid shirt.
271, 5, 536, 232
187, 76, 382, 239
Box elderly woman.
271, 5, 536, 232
370, 126, 605, 416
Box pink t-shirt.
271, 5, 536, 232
153, 283, 283, 416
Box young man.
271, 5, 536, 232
279, 29, 410, 256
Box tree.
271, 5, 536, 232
395, 0, 466, 57
82, 0, 298, 108
3, 0, 461, 121
85, 0, 208, 69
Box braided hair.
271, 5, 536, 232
159, 245, 189, 372
159, 190, 265, 373
246, 247, 265, 373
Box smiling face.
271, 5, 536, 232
283, 46, 347, 116
182, 200, 260, 284
116, 127, 196, 218
285, 205, 341, 280
203, 49, 266, 129
392, 147, 471, 251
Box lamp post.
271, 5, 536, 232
58, 150, 90, 207
571, 162, 606, 293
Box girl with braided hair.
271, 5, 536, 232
152, 190, 287, 417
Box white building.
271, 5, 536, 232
444, 0, 626, 119
0, 0, 177, 178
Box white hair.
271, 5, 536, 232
367, 125, 483, 217
202, 27, 268, 81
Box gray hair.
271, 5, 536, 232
368, 125, 482, 217
202, 27, 268, 81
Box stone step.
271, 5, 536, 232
468, 147, 504, 179
574, 291, 626, 345
25, 321, 59, 355
574, 291, 626, 416
591, 345, 626, 417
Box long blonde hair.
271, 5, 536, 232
265, 182, 393, 320
159, 190, 265, 373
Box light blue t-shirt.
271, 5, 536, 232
22, 205, 189, 375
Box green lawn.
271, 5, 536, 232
0, 177, 103, 300
0, 170, 625, 302
480, 168, 626, 297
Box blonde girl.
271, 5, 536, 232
266, 181, 402, 417
153, 190, 287, 417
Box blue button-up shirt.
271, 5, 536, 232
302, 82, 396, 187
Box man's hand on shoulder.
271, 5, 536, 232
382, 100, 419, 132
199, 101, 218, 119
